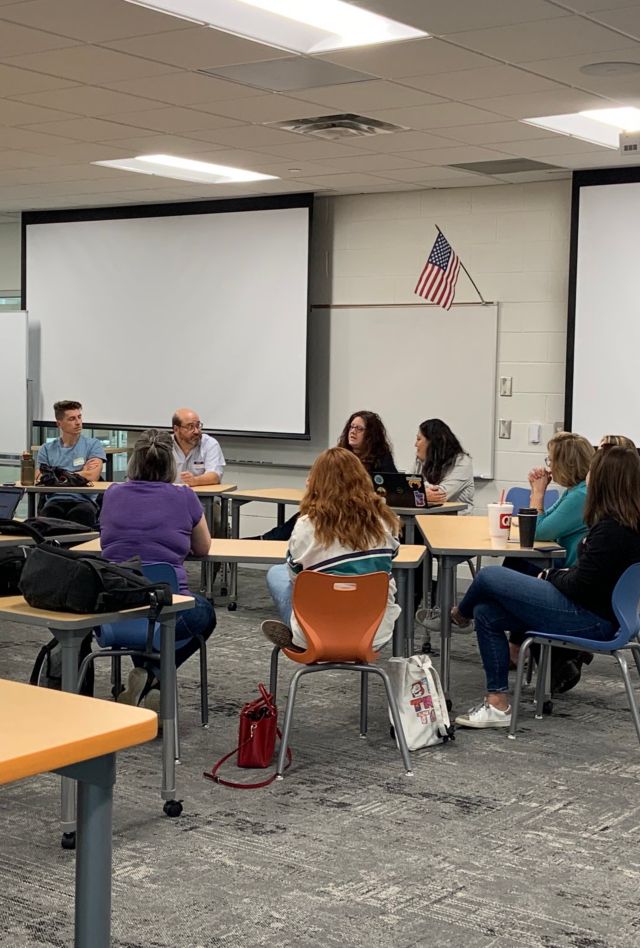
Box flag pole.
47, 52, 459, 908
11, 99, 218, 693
435, 223, 487, 304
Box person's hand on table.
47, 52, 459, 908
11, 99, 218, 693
179, 472, 196, 486
528, 466, 551, 489
427, 486, 447, 503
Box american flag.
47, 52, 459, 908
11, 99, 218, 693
414, 231, 461, 310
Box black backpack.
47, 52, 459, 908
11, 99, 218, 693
19, 544, 173, 614
30, 632, 95, 697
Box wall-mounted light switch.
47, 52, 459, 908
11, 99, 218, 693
499, 376, 513, 396
528, 422, 542, 444
553, 421, 564, 433
499, 419, 512, 439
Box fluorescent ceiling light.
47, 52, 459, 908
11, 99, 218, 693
580, 106, 640, 131
522, 113, 619, 148
124, 0, 427, 53
93, 154, 278, 183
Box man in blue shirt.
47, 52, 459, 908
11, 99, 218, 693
36, 400, 107, 526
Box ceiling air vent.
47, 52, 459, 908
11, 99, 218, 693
270, 113, 407, 141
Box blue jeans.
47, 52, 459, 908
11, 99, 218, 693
99, 592, 216, 674
458, 566, 614, 693
266, 563, 293, 625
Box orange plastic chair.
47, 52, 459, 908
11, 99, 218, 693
270, 571, 413, 778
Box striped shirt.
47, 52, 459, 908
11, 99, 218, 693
287, 515, 401, 650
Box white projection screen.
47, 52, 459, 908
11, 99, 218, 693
23, 195, 312, 436
568, 170, 640, 445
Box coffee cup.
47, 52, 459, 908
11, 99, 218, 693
517, 507, 538, 548
487, 502, 513, 539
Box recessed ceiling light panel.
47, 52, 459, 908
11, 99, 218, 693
93, 154, 278, 184
521, 113, 619, 148
580, 61, 640, 76
124, 0, 427, 53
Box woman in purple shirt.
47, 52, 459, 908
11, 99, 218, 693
100, 429, 215, 709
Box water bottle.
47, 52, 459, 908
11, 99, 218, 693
20, 451, 35, 486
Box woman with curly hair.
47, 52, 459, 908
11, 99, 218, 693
261, 447, 401, 649
259, 410, 397, 541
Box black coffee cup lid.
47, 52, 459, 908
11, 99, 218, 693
519, 507, 538, 514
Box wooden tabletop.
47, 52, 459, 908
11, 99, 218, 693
0, 594, 194, 629
16, 481, 114, 493
0, 679, 157, 785
417, 515, 566, 558
32, 445, 131, 456
73, 537, 425, 567
190, 483, 236, 496
0, 530, 98, 547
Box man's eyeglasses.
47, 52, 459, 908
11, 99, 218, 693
349, 425, 365, 433
179, 421, 203, 431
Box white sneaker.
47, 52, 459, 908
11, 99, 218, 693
415, 607, 441, 632
455, 700, 511, 729
118, 668, 150, 707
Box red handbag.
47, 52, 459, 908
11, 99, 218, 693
204, 684, 292, 789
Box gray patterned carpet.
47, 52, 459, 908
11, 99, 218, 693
1, 565, 639, 948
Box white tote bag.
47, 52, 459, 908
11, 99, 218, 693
387, 654, 453, 751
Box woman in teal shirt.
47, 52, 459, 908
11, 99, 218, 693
507, 431, 595, 684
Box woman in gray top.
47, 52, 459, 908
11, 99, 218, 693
415, 418, 474, 507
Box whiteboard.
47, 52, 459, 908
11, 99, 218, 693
0, 311, 29, 456
222, 303, 498, 474
326, 304, 497, 477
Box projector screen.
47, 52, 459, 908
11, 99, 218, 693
23, 195, 312, 436
567, 168, 640, 445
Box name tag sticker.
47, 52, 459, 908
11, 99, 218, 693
73, 457, 85, 467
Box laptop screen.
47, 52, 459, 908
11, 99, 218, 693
0, 487, 24, 520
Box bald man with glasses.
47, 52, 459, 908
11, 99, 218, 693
171, 408, 225, 487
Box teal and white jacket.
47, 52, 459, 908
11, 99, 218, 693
286, 514, 401, 650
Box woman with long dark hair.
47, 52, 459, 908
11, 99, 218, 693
415, 418, 474, 507
453, 446, 640, 730
262, 447, 401, 649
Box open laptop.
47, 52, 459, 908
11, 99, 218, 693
0, 486, 25, 524
371, 472, 441, 509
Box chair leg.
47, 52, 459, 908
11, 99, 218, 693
508, 638, 532, 740
525, 649, 534, 685
276, 667, 305, 777
195, 635, 209, 728
76, 652, 98, 694
467, 558, 476, 579
174, 676, 181, 764
535, 644, 551, 719
633, 637, 640, 678
360, 672, 368, 737
372, 666, 413, 776
614, 651, 640, 745
111, 655, 122, 699
269, 646, 280, 701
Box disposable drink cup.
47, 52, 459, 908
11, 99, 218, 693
488, 502, 513, 539
518, 507, 538, 548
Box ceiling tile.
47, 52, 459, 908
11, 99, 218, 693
0, 100, 79, 126
101, 72, 262, 105
305, 152, 426, 173
0, 0, 194, 42
354, 0, 571, 33
202, 57, 374, 92
367, 102, 507, 129
247, 139, 374, 160
103, 27, 289, 71
97, 106, 242, 134
90, 133, 236, 156
320, 37, 495, 78
402, 64, 564, 100
21, 116, 164, 142
401, 144, 517, 164
3, 46, 181, 83
342, 129, 464, 152
450, 16, 629, 62
585, 7, 640, 38
0, 63, 76, 96
0, 20, 78, 57
518, 45, 640, 88
434, 120, 554, 144
198, 95, 339, 125
560, 1, 639, 10
497, 136, 616, 157
184, 124, 303, 149
381, 164, 496, 184
471, 88, 611, 118
9, 86, 171, 116
294, 171, 401, 188
291, 80, 443, 111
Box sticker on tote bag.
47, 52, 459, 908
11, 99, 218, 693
410, 678, 437, 725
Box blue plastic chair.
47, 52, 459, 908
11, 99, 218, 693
506, 485, 559, 514
77, 563, 209, 761
508, 562, 640, 744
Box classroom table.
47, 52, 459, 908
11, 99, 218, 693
190, 483, 236, 599
221, 486, 464, 610
417, 515, 566, 698
0, 593, 193, 846
193, 537, 426, 657
0, 679, 157, 948
17, 480, 113, 517
0, 528, 99, 546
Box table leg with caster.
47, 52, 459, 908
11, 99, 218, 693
160, 614, 182, 818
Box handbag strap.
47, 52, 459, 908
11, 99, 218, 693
203, 727, 292, 790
